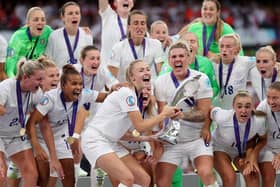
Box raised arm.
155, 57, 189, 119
99, 0, 109, 13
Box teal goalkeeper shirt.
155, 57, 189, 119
5, 25, 53, 77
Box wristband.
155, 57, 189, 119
72, 132, 80, 139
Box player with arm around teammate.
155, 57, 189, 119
82, 60, 180, 187
27, 64, 107, 187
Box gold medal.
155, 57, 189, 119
132, 129, 140, 137
67, 137, 75, 145
19, 128, 26, 136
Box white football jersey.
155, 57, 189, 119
100, 5, 128, 65
211, 107, 266, 155
155, 69, 213, 142
45, 28, 92, 69
86, 87, 139, 141
212, 56, 256, 109
108, 38, 164, 83
0, 78, 42, 137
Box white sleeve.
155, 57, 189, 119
101, 66, 119, 89
45, 33, 55, 60
0, 81, 9, 105
210, 107, 221, 121
197, 73, 213, 99
32, 89, 43, 105
119, 88, 139, 112
255, 116, 267, 136
0, 138, 4, 152
36, 95, 54, 116
85, 31, 93, 45
0, 35, 7, 63
153, 39, 164, 64
248, 66, 259, 82
246, 56, 256, 70
154, 76, 168, 103
99, 4, 114, 19
107, 42, 122, 68
81, 88, 99, 103
256, 100, 268, 113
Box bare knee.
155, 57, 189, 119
138, 172, 151, 187
262, 175, 275, 187
197, 166, 216, 184
220, 172, 236, 186
156, 175, 172, 187
21, 166, 38, 185
120, 173, 134, 186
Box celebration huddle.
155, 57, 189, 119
0, 0, 280, 187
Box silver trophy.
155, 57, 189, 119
156, 74, 201, 145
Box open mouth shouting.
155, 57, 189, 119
174, 62, 183, 68
50, 83, 58, 89
72, 20, 79, 25
239, 113, 249, 122
37, 27, 43, 32
260, 70, 266, 75
143, 75, 150, 82
123, 3, 129, 8
91, 64, 99, 70
72, 89, 81, 100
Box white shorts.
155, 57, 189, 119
38, 135, 73, 178
259, 145, 280, 163
119, 140, 141, 152
213, 142, 239, 160
38, 134, 73, 160
159, 138, 213, 166
82, 128, 129, 168
0, 138, 4, 153
1, 136, 31, 157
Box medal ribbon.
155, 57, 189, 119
135, 88, 144, 114
60, 92, 78, 136
128, 38, 146, 60
233, 113, 251, 158
170, 70, 195, 107
202, 24, 216, 56
261, 67, 278, 100
271, 111, 280, 133
16, 80, 30, 133
194, 57, 199, 71
218, 59, 234, 99
63, 28, 80, 64
117, 15, 126, 40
